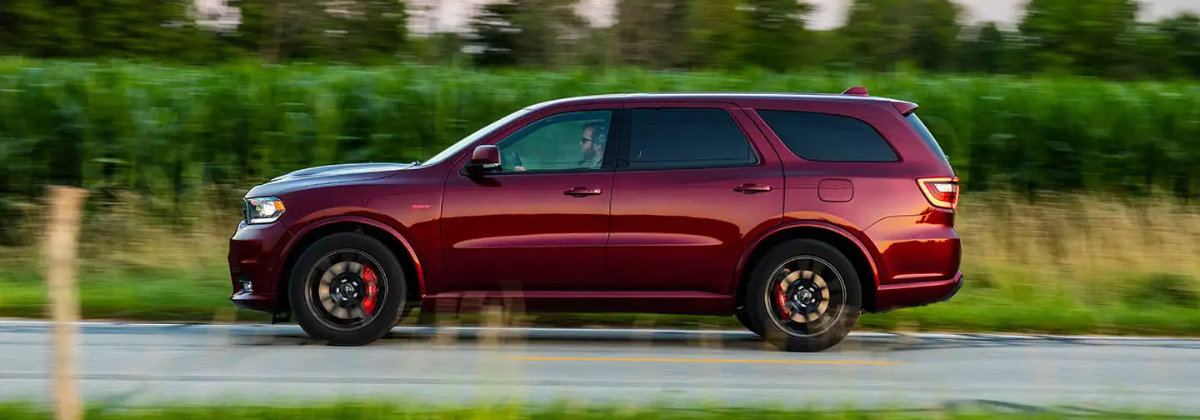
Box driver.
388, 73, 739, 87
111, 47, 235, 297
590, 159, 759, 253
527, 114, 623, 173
577, 121, 607, 169
513, 120, 608, 172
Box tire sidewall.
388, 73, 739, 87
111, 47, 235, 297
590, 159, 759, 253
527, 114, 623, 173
734, 309, 764, 337
746, 239, 862, 352
289, 232, 406, 345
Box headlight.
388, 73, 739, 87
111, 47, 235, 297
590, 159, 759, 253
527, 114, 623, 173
245, 197, 286, 224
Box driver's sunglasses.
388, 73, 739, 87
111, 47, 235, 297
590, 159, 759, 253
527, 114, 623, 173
580, 136, 594, 144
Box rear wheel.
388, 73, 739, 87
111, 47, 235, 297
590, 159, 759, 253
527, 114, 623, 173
289, 232, 406, 345
745, 239, 861, 352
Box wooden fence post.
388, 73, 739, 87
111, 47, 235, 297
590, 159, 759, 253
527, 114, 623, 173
45, 186, 87, 420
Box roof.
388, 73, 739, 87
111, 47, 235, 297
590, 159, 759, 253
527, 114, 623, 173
523, 92, 905, 111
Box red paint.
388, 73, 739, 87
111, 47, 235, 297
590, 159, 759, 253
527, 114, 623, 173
228, 92, 961, 318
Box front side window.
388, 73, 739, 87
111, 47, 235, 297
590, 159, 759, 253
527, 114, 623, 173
495, 110, 613, 173
757, 110, 899, 162
627, 108, 757, 170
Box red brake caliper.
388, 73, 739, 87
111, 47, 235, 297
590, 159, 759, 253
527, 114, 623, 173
362, 266, 379, 315
775, 282, 791, 320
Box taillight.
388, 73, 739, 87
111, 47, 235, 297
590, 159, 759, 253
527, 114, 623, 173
917, 177, 959, 209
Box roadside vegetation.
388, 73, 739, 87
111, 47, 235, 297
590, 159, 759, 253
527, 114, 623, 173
0, 190, 1196, 335
1, 61, 1197, 214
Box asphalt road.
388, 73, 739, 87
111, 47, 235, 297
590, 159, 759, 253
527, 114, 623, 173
0, 320, 1197, 413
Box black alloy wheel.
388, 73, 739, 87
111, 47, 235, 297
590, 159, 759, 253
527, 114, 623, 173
290, 232, 406, 345
746, 239, 861, 352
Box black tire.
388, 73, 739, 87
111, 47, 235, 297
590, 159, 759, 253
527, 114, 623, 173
289, 232, 406, 345
745, 239, 861, 352
734, 309, 764, 337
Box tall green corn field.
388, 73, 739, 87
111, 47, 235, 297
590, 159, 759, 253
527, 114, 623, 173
1, 59, 1197, 226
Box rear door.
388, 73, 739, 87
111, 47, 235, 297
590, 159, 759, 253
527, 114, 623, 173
607, 102, 784, 293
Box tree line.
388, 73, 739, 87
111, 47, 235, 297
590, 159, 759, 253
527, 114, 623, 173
1, 0, 1198, 78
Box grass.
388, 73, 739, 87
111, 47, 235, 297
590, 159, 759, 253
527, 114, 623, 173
0, 192, 1198, 335
0, 402, 1188, 420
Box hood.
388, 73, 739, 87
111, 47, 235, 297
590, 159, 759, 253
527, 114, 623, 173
246, 162, 415, 198
271, 162, 415, 182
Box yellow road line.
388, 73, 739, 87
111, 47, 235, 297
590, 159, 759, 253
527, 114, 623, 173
509, 356, 901, 366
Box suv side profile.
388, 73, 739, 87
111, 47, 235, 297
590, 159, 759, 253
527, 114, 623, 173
228, 88, 962, 352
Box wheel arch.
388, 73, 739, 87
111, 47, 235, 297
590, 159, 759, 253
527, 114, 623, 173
275, 216, 424, 313
734, 222, 881, 312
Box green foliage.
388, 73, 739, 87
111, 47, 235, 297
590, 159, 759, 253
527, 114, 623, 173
469, 3, 522, 67
614, 0, 816, 71
2, 0, 1199, 78
1019, 0, 1140, 76
1136, 13, 1200, 78
613, 0, 690, 68
841, 0, 962, 71
684, 0, 752, 69
962, 23, 1012, 74
0, 0, 409, 63
0, 0, 219, 61
0, 60, 1197, 218
907, 0, 962, 71
742, 0, 814, 71
468, 0, 584, 68
238, 0, 411, 62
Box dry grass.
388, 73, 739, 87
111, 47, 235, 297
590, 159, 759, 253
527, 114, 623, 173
0, 192, 1197, 332
957, 193, 1200, 306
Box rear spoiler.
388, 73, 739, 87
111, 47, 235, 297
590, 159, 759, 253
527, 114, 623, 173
841, 86, 919, 116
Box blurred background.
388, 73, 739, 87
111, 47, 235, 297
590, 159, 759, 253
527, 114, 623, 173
0, 0, 1198, 333
0, 1, 1199, 418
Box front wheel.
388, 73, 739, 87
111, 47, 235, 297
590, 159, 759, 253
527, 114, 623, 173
734, 309, 763, 337
289, 232, 406, 345
745, 239, 861, 352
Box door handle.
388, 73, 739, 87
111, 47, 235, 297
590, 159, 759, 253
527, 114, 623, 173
564, 187, 603, 197
734, 184, 772, 194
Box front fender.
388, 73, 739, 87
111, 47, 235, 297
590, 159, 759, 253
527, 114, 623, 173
279, 214, 426, 296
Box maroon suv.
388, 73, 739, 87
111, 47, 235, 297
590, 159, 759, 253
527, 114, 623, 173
228, 88, 962, 352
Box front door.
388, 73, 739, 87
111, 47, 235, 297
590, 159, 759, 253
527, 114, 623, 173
607, 103, 784, 293
440, 107, 618, 292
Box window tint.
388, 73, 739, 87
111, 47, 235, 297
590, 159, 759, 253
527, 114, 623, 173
757, 110, 898, 162
495, 110, 613, 173
627, 109, 757, 170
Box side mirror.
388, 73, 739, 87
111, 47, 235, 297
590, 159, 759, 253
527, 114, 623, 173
465, 145, 501, 176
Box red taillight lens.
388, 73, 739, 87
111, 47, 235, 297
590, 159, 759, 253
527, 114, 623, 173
917, 177, 959, 209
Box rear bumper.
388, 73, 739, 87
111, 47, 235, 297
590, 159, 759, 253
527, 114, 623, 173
873, 271, 963, 312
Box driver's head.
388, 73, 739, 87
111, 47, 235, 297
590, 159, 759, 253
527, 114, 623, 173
580, 121, 607, 161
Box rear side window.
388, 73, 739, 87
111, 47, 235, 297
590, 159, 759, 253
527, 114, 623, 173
906, 114, 950, 164
757, 110, 898, 162
627, 109, 758, 170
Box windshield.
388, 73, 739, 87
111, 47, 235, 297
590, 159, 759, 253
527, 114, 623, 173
421, 108, 533, 166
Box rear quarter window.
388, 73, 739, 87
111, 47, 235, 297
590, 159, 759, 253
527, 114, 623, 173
757, 110, 898, 162
906, 114, 950, 164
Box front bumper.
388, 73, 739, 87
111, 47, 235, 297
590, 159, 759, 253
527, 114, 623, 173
228, 221, 293, 313
874, 271, 963, 312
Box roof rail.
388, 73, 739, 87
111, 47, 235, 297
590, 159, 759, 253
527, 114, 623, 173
842, 86, 870, 96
